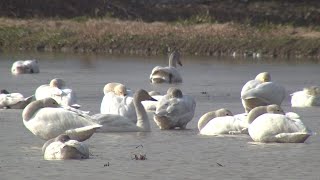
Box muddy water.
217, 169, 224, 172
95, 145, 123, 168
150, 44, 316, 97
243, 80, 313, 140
0, 52, 320, 179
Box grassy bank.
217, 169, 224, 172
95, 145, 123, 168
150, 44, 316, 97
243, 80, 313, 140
0, 17, 319, 58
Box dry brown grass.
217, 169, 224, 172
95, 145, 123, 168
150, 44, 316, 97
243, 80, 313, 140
0, 17, 319, 57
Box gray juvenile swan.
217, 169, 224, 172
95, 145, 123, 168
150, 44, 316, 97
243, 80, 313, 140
0, 89, 34, 109
154, 88, 196, 130
22, 98, 101, 141
241, 72, 286, 113
42, 134, 89, 160
92, 89, 156, 132
150, 50, 183, 84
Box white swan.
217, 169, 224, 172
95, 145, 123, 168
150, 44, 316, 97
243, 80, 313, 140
100, 83, 136, 123
198, 109, 249, 135
247, 105, 312, 143
0, 89, 34, 109
92, 89, 156, 132
291, 86, 320, 107
11, 60, 39, 74
35, 78, 80, 108
241, 72, 286, 113
42, 134, 89, 160
150, 50, 183, 84
22, 98, 101, 141
154, 88, 196, 130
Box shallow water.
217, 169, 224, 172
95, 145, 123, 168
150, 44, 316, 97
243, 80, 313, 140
1, 52, 320, 179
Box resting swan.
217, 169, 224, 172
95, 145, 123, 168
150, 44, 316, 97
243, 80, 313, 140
35, 78, 80, 109
92, 89, 156, 132
0, 89, 34, 109
150, 50, 183, 84
154, 88, 196, 130
241, 72, 286, 113
100, 83, 136, 123
198, 108, 249, 135
42, 134, 89, 160
247, 105, 313, 143
11, 60, 39, 74
291, 86, 320, 107
22, 98, 101, 141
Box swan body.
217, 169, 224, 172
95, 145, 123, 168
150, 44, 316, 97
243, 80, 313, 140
43, 134, 89, 160
93, 89, 156, 132
150, 50, 183, 84
154, 88, 196, 130
198, 108, 248, 135
248, 112, 312, 143
0, 90, 34, 109
291, 86, 320, 107
241, 72, 286, 112
11, 60, 39, 74
35, 78, 80, 108
22, 98, 101, 141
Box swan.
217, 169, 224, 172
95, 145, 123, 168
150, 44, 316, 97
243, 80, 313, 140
291, 86, 320, 107
22, 98, 101, 141
100, 83, 136, 123
150, 50, 183, 84
198, 108, 249, 135
247, 105, 313, 143
11, 60, 39, 74
92, 89, 156, 132
0, 89, 34, 109
241, 72, 286, 113
154, 88, 196, 130
42, 134, 89, 160
35, 78, 80, 109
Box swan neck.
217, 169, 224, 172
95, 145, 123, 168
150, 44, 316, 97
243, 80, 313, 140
22, 101, 43, 121
247, 107, 266, 124
169, 54, 176, 68
133, 99, 150, 131
198, 111, 216, 130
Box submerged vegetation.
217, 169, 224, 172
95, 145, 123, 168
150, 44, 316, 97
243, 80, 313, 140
0, 17, 319, 58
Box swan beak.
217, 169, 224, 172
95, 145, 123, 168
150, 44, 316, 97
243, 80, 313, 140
178, 61, 183, 66
149, 97, 157, 101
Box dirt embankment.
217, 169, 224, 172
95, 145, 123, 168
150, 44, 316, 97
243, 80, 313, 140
0, 1, 319, 58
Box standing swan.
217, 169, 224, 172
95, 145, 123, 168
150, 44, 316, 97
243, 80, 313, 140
35, 78, 80, 109
22, 98, 101, 141
247, 105, 312, 143
198, 108, 249, 135
92, 89, 156, 132
154, 88, 196, 130
150, 50, 183, 84
42, 134, 89, 160
291, 86, 320, 107
241, 72, 286, 113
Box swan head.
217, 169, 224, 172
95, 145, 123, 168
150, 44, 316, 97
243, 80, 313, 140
215, 108, 233, 117
255, 72, 271, 82
103, 82, 127, 96
114, 84, 128, 96
49, 78, 66, 89
167, 87, 183, 98
303, 86, 320, 96
266, 104, 285, 114
169, 50, 182, 67
134, 89, 157, 102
